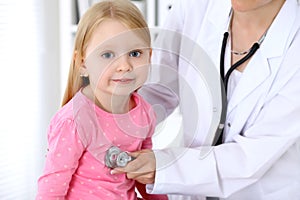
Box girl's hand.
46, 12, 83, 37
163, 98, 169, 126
111, 149, 156, 184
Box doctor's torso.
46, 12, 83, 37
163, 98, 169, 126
158, 0, 300, 198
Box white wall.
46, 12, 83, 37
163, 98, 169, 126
0, 0, 60, 199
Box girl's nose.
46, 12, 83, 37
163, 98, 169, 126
116, 55, 133, 72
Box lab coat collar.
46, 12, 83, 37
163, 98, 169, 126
207, 0, 231, 33
228, 0, 299, 112
260, 0, 298, 59
207, 0, 298, 59
198, 1, 231, 68
200, 0, 299, 114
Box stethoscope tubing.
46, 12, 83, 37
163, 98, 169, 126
216, 32, 260, 145
220, 32, 260, 93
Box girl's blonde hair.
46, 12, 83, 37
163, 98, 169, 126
61, 0, 151, 106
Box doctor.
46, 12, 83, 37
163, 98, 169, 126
112, 0, 300, 199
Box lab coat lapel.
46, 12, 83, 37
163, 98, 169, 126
227, 0, 297, 113
199, 2, 272, 114
227, 53, 271, 112
197, 1, 231, 69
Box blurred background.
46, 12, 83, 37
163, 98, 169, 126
0, 0, 183, 199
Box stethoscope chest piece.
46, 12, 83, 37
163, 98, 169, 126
105, 146, 134, 168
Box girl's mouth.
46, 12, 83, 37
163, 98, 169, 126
112, 78, 134, 84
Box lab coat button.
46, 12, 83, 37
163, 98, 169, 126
227, 123, 231, 127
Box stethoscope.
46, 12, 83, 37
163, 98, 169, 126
216, 11, 268, 145
220, 33, 263, 93
220, 10, 268, 93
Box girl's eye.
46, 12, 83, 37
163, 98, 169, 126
129, 50, 142, 58
101, 52, 114, 59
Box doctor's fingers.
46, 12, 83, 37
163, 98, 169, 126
127, 153, 155, 173
110, 150, 156, 175
124, 149, 156, 172
125, 152, 156, 183
127, 171, 155, 184
133, 150, 156, 171
127, 149, 153, 158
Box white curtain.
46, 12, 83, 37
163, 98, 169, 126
0, 0, 60, 199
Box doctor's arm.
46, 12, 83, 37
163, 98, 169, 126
164, 68, 300, 197
113, 65, 300, 197
138, 0, 185, 123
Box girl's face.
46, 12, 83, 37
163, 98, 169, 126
231, 0, 273, 12
82, 19, 151, 97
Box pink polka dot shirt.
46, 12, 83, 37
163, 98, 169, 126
36, 91, 159, 200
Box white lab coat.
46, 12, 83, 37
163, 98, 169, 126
139, 0, 300, 199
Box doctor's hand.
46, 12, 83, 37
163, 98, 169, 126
111, 149, 156, 184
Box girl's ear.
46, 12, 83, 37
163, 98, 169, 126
74, 50, 88, 77
79, 65, 88, 77
148, 48, 152, 62
73, 50, 84, 64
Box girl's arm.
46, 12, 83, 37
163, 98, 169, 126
36, 119, 85, 200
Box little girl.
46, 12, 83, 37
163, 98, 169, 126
36, 0, 167, 199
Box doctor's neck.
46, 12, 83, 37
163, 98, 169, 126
231, 0, 285, 30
